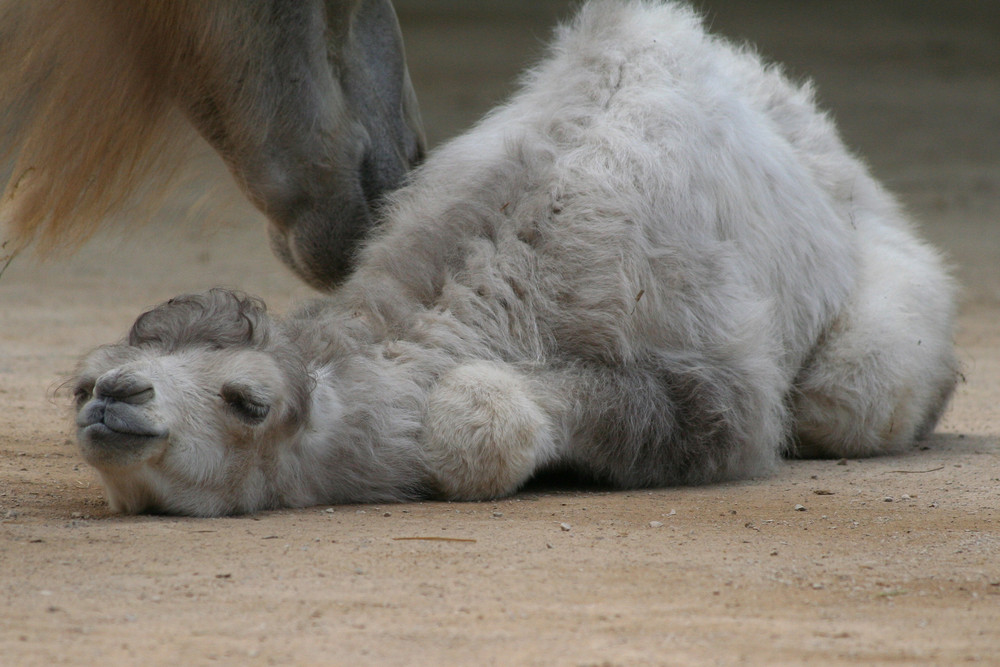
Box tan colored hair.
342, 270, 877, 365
0, 1, 259, 255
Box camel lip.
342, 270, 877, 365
78, 423, 169, 470
78, 422, 167, 456
81, 421, 162, 439
75, 401, 165, 437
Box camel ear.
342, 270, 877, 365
220, 383, 271, 425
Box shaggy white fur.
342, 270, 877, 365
72, 0, 957, 516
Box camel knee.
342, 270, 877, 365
793, 355, 957, 458
423, 362, 558, 500
792, 229, 957, 457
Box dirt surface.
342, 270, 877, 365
2, 2, 998, 665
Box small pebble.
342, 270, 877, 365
649, 521, 663, 528
492, 511, 503, 518
794, 504, 807, 511
560, 522, 572, 531
383, 512, 391, 517
884, 496, 894, 503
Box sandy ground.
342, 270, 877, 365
1, 2, 998, 665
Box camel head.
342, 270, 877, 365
72, 290, 312, 516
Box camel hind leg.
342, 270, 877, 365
792, 221, 958, 458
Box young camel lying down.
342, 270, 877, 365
72, 1, 957, 516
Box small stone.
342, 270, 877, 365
560, 522, 572, 531
649, 521, 664, 528
492, 511, 503, 518
383, 512, 391, 517
884, 496, 894, 503
900, 494, 912, 500
794, 504, 807, 511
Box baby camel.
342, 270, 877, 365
72, 1, 957, 516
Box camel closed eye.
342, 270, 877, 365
220, 384, 271, 424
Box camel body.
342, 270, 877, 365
73, 1, 957, 516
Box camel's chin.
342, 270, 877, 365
78, 425, 167, 469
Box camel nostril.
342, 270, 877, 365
119, 387, 155, 405
95, 372, 155, 405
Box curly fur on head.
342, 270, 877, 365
72, 1, 957, 516
128, 289, 274, 352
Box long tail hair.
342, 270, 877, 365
0, 1, 253, 256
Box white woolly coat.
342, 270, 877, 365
75, 1, 957, 514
